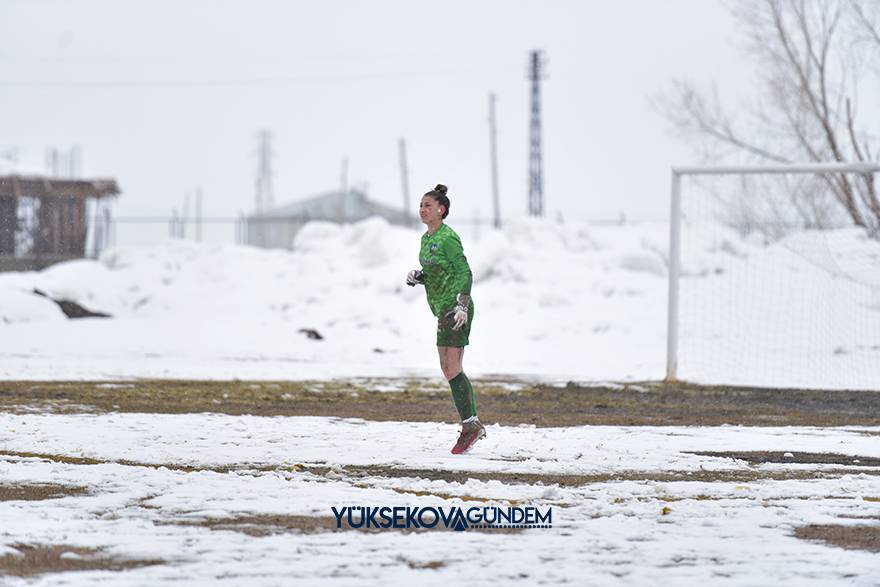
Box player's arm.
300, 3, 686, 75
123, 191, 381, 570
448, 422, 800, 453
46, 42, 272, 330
443, 234, 472, 297
442, 235, 473, 330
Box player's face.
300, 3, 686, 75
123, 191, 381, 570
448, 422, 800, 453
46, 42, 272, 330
420, 196, 444, 224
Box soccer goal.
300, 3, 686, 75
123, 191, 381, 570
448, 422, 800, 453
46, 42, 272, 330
665, 162, 880, 390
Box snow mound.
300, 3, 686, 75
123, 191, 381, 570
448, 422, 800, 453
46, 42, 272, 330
0, 216, 877, 387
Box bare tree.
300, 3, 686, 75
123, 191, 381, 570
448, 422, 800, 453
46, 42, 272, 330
850, 1, 880, 51
657, 0, 880, 235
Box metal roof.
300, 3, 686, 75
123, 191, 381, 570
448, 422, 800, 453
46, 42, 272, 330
0, 175, 121, 199
253, 189, 405, 221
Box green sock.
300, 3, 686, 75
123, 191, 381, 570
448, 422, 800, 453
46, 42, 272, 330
465, 375, 477, 418
448, 372, 477, 421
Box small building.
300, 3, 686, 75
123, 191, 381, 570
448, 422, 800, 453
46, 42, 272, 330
243, 188, 413, 249
0, 175, 120, 272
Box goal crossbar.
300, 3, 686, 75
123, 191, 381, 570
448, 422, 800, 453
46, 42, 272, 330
665, 162, 880, 383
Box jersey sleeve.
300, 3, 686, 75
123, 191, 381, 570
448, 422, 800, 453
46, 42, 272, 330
442, 232, 473, 296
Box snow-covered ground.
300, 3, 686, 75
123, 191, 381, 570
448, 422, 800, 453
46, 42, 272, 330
1, 217, 878, 388
1, 413, 879, 585
2, 220, 879, 583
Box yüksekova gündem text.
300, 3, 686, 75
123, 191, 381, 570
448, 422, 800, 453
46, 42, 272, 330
331, 505, 552, 531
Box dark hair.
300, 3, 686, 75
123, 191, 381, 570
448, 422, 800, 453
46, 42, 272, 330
424, 184, 450, 219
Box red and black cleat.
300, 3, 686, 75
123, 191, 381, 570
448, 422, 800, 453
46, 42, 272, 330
451, 420, 486, 454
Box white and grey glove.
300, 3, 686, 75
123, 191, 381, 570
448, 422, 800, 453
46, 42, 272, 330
451, 293, 470, 330
406, 269, 425, 287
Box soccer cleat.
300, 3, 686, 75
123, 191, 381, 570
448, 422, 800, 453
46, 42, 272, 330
451, 420, 486, 454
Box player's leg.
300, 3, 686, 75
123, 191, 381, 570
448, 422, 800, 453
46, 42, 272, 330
437, 345, 462, 379
436, 304, 484, 453
438, 345, 476, 421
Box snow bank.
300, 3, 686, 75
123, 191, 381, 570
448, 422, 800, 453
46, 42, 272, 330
0, 217, 877, 387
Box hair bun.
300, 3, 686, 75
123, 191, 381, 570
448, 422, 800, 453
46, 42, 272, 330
434, 184, 448, 196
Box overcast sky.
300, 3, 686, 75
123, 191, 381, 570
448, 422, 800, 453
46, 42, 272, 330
1, 0, 752, 231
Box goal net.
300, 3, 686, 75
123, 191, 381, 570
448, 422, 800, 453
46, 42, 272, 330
667, 163, 880, 390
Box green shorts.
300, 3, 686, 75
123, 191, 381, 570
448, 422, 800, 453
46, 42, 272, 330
436, 301, 475, 347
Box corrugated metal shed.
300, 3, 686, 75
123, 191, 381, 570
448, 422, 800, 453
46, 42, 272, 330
245, 189, 412, 249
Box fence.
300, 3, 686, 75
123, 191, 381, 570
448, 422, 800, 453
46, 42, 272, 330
105, 215, 631, 252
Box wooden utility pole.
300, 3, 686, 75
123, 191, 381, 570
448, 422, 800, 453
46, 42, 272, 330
339, 157, 348, 223
399, 138, 412, 225
489, 92, 501, 229
170, 208, 179, 238
195, 186, 203, 242
181, 193, 190, 239
255, 130, 274, 214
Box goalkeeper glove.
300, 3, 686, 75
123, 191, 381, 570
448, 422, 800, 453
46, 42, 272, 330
451, 293, 470, 330
406, 269, 425, 286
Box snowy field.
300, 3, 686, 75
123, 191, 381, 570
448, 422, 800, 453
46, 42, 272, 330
1, 218, 879, 584
0, 217, 878, 389
1, 411, 879, 585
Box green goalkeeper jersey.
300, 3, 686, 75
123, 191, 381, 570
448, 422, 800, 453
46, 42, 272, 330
419, 223, 473, 317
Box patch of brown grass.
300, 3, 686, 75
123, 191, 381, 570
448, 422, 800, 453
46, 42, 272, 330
1, 378, 878, 427
0, 544, 163, 577
0, 483, 88, 501
316, 463, 880, 486
793, 524, 880, 552
4, 451, 879, 491
0, 451, 271, 475
689, 451, 880, 467
158, 514, 339, 536
160, 514, 522, 535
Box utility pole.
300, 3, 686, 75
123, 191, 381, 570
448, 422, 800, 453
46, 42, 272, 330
398, 138, 412, 225
46, 148, 58, 177
488, 92, 501, 229
195, 186, 203, 242
339, 157, 348, 223
474, 207, 480, 242
255, 129, 274, 215
92, 199, 102, 258
181, 193, 190, 239
170, 208, 179, 238
104, 206, 113, 250
44, 146, 81, 177
527, 50, 547, 217
340, 157, 349, 195
70, 145, 81, 177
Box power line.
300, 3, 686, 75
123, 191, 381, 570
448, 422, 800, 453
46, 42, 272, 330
0, 49, 462, 64
0, 67, 519, 89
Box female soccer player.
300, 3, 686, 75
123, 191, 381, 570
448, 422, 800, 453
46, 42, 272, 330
406, 184, 486, 454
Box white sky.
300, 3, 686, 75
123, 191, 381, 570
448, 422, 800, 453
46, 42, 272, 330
1, 0, 751, 227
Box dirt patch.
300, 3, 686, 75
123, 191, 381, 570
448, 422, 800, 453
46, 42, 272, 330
399, 557, 446, 569
4, 451, 878, 488
0, 544, 163, 577
793, 524, 880, 552
161, 514, 523, 535
0, 379, 878, 427
0, 483, 88, 501
689, 451, 880, 467
307, 463, 880, 487
159, 514, 340, 536
0, 451, 241, 474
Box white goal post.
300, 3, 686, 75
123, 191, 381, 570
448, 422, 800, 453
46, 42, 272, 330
665, 161, 880, 383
